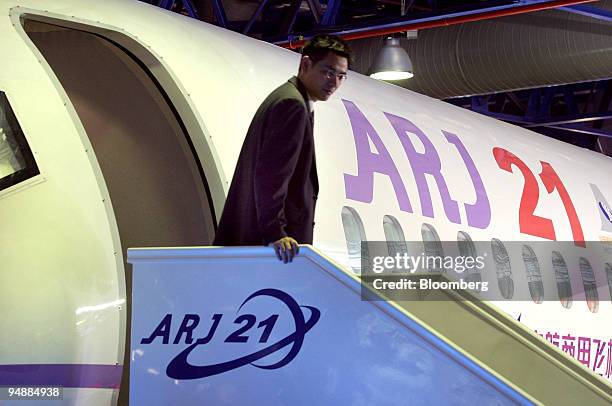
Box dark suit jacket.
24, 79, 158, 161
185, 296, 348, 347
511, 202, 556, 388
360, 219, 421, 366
213, 77, 319, 246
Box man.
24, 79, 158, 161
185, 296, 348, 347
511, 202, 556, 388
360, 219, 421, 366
213, 35, 351, 262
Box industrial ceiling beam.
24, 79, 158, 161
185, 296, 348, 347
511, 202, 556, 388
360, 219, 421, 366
275, 0, 597, 48
545, 123, 612, 138
449, 79, 612, 150
279, 0, 304, 37
210, 0, 228, 27
560, 4, 612, 21
524, 112, 612, 127
156, 0, 200, 18
305, 0, 323, 23
320, 0, 341, 26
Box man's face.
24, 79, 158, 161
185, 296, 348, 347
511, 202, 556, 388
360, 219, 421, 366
299, 52, 349, 101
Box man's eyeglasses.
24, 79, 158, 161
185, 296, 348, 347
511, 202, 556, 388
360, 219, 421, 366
322, 68, 348, 82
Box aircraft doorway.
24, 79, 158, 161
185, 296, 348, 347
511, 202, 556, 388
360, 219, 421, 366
23, 19, 216, 405
24, 20, 216, 249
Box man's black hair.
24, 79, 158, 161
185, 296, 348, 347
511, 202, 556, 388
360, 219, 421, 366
301, 35, 352, 68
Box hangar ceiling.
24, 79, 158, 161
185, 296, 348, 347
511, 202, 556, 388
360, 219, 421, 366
141, 0, 612, 155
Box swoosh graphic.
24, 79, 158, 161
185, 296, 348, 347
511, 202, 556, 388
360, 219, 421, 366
166, 289, 320, 380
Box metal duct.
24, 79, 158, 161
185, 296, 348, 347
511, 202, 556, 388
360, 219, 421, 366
349, 1, 612, 99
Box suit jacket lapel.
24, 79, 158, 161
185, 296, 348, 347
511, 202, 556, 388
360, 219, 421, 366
289, 76, 309, 106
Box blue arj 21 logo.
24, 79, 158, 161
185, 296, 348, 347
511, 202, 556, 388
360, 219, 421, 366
140, 289, 320, 380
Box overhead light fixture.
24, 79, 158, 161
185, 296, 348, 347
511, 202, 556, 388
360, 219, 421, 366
368, 37, 414, 81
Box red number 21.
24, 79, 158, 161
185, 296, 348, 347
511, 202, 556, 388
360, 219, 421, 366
493, 147, 585, 247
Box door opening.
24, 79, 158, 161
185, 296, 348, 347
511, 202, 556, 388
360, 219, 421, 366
24, 19, 216, 405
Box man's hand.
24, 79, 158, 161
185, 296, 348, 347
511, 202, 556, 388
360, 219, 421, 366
272, 236, 299, 263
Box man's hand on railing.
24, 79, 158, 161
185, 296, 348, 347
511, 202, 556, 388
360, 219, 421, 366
272, 236, 299, 263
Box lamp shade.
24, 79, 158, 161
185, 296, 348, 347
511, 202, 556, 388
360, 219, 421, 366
368, 37, 414, 80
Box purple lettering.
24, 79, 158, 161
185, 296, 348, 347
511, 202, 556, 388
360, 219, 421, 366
384, 113, 460, 224
342, 100, 412, 212
443, 131, 491, 229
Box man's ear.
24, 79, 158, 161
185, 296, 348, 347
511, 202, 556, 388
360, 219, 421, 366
299, 55, 312, 73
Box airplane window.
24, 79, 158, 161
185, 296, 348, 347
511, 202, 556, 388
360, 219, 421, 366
383, 215, 408, 260
341, 206, 368, 274
0, 92, 39, 191
522, 245, 544, 304
606, 263, 612, 303
551, 251, 572, 309
491, 238, 513, 299
457, 232, 481, 283
579, 257, 599, 313
421, 223, 443, 272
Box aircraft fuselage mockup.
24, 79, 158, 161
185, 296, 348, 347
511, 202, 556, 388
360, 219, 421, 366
0, 0, 611, 404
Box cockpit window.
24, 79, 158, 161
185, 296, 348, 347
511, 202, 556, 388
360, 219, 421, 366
383, 215, 408, 259
421, 223, 444, 272
522, 245, 544, 304
0, 92, 39, 191
579, 257, 599, 313
491, 238, 513, 299
552, 251, 572, 309
341, 206, 368, 274
457, 231, 481, 283
606, 263, 612, 303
